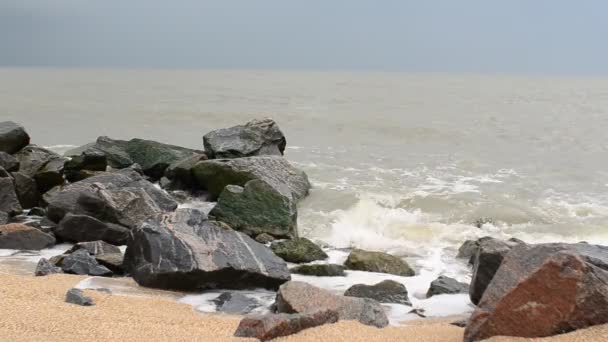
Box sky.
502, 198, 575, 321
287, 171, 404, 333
1, 0, 607, 74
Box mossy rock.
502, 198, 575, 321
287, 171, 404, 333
344, 249, 414, 276
271, 238, 328, 263
290, 264, 345, 277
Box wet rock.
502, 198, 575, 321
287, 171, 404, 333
204, 118, 287, 159
34, 157, 66, 193
35, 258, 63, 276
473, 217, 494, 228
55, 213, 130, 245
0, 151, 19, 172
470, 237, 523, 305
344, 280, 411, 305
124, 208, 290, 291
271, 238, 328, 263
464, 243, 608, 341
64, 149, 107, 182
11, 172, 40, 209
209, 180, 297, 239
66, 240, 122, 255
255, 233, 275, 244
27, 207, 46, 217
44, 168, 177, 226
234, 310, 338, 341
13, 145, 61, 178
0, 121, 30, 154
65, 288, 95, 306
213, 292, 260, 315
426, 276, 469, 298
65, 137, 132, 169
0, 223, 55, 250
192, 156, 310, 201
162, 153, 208, 190
95, 253, 125, 274
275, 281, 388, 328
57, 249, 113, 276
345, 248, 415, 276
456, 239, 481, 265
290, 264, 345, 277
0, 177, 22, 215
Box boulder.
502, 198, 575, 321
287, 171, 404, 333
275, 281, 388, 328
255, 233, 275, 244
0, 121, 30, 154
35, 258, 63, 276
0, 178, 22, 215
65, 137, 132, 169
11, 172, 40, 209
55, 249, 113, 276
213, 292, 260, 315
192, 156, 310, 201
470, 237, 522, 305
34, 157, 66, 193
123, 208, 290, 291
0, 166, 10, 178
64, 149, 107, 182
344, 280, 411, 305
66, 240, 121, 255
162, 153, 208, 190
44, 168, 177, 226
234, 310, 338, 341
13, 145, 61, 178
0, 151, 19, 171
344, 249, 414, 276
464, 243, 608, 341
65, 288, 95, 306
426, 276, 469, 298
290, 264, 345, 277
55, 213, 130, 245
0, 211, 8, 225
209, 180, 297, 239
270, 238, 328, 263
0, 223, 55, 250
204, 118, 287, 159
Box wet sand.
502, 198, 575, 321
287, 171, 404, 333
0, 273, 605, 342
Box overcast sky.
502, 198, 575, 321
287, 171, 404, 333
1, 0, 607, 73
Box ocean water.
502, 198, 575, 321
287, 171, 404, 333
2, 68, 608, 321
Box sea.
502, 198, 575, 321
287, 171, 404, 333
2, 68, 608, 322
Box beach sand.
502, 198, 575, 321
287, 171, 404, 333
0, 273, 606, 342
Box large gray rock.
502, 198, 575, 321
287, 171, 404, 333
464, 243, 608, 341
55, 213, 130, 245
0, 178, 22, 215
11, 172, 40, 209
270, 238, 328, 263
56, 249, 113, 276
0, 223, 55, 250
123, 208, 291, 291
234, 310, 338, 341
44, 168, 177, 227
209, 180, 297, 239
426, 276, 469, 298
192, 156, 310, 201
204, 118, 287, 159
275, 281, 388, 328
470, 237, 523, 305
0, 151, 19, 172
344, 280, 411, 305
0, 121, 30, 154
344, 248, 415, 276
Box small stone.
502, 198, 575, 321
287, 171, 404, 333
213, 292, 260, 315
426, 276, 469, 298
344, 280, 411, 305
65, 288, 94, 306
34, 258, 63, 276
344, 248, 414, 276
270, 238, 328, 263
234, 310, 339, 341
290, 264, 346, 277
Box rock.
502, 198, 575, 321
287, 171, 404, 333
0, 151, 19, 172
56, 249, 113, 276
0, 121, 30, 154
162, 153, 208, 190
44, 168, 177, 226
426, 276, 469, 298
213, 292, 260, 315
27, 207, 46, 217
344, 280, 411, 305
451, 319, 468, 328
270, 238, 328, 263
11, 172, 40, 209
64, 149, 108, 182
470, 237, 522, 305
55, 213, 130, 245
275, 281, 388, 328
13, 145, 61, 178
123, 208, 290, 291
34, 258, 63, 276
204, 118, 287, 159
0, 211, 8, 225
65, 137, 132, 169
456, 239, 480, 264
234, 310, 338, 341
34, 157, 66, 193
65, 288, 94, 306
344, 249, 414, 276
464, 243, 608, 341
209, 180, 298, 239
66, 240, 122, 255
0, 166, 10, 178
192, 156, 310, 201
0, 223, 55, 250
290, 264, 345, 277
95, 253, 125, 274
255, 233, 275, 244
0, 178, 22, 215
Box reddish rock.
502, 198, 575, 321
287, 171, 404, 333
0, 223, 55, 250
464, 243, 608, 341
234, 310, 338, 341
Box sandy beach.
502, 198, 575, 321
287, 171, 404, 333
0, 273, 606, 342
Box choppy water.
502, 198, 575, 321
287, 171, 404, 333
2, 68, 608, 321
